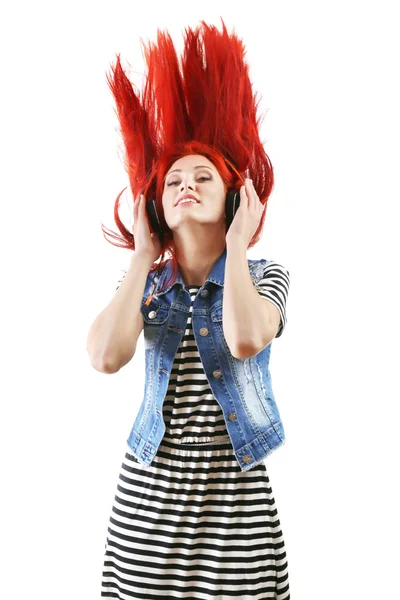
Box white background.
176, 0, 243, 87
2, 1, 399, 598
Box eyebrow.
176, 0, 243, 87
165, 165, 214, 177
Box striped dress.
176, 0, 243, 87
101, 261, 291, 599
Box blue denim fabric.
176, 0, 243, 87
127, 246, 286, 472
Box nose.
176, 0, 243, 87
179, 177, 196, 193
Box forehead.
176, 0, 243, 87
166, 154, 215, 174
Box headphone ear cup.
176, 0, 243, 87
145, 197, 165, 242
146, 198, 160, 231
225, 188, 241, 228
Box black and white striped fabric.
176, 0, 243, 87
254, 261, 290, 338
102, 265, 291, 598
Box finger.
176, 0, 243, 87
244, 178, 255, 208
240, 184, 248, 207
134, 194, 141, 220
248, 179, 261, 211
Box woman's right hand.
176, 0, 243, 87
132, 194, 162, 263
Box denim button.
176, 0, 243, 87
228, 412, 237, 420
200, 327, 208, 336
148, 310, 157, 319
200, 289, 209, 297
213, 369, 222, 378
243, 455, 252, 463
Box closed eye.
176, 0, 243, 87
167, 176, 211, 186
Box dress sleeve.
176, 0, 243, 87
255, 261, 291, 338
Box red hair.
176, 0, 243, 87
101, 19, 274, 293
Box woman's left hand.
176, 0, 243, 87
225, 178, 264, 248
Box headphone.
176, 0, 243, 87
141, 159, 246, 243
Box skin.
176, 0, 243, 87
162, 154, 228, 286
161, 154, 278, 356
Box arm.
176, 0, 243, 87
86, 251, 154, 373
223, 242, 280, 359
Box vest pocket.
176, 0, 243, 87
210, 303, 223, 322
141, 299, 170, 324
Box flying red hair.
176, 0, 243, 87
101, 18, 274, 292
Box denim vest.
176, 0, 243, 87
127, 246, 286, 472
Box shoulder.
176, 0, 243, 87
261, 259, 290, 279
248, 257, 290, 282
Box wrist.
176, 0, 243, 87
226, 237, 248, 254
130, 251, 155, 269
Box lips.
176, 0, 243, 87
175, 194, 200, 206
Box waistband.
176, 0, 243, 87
160, 436, 233, 451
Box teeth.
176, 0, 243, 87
178, 199, 197, 205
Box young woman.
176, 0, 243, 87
87, 19, 291, 599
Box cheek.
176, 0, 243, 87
162, 188, 171, 205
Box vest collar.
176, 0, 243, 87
154, 246, 227, 296
153, 246, 266, 297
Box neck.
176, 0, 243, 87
174, 233, 226, 286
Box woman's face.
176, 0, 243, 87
161, 154, 227, 233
